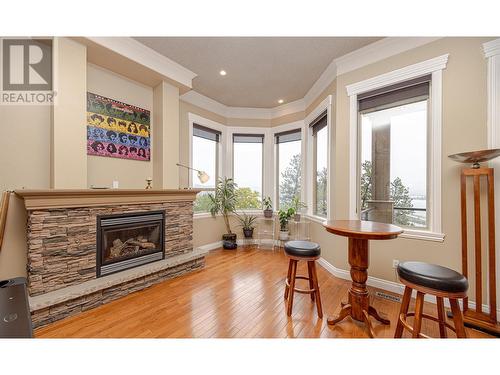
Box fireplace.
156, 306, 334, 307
96, 211, 165, 277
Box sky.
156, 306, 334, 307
233, 142, 263, 194
192, 136, 217, 188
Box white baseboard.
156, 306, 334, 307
195, 241, 223, 252
196, 239, 276, 251
195, 241, 500, 316
317, 257, 500, 315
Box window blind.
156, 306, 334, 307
193, 123, 221, 142
358, 75, 431, 112
310, 111, 327, 136
233, 134, 264, 143
275, 129, 301, 144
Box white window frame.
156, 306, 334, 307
483, 38, 500, 307
188, 113, 227, 218
346, 55, 448, 242
228, 127, 268, 213
304, 95, 333, 222
272, 121, 307, 211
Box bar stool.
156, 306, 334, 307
394, 261, 469, 338
284, 240, 323, 318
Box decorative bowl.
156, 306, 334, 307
448, 148, 500, 168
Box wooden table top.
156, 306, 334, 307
323, 220, 403, 240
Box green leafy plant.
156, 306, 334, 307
278, 207, 295, 231
262, 196, 272, 210
208, 177, 238, 234
290, 196, 307, 213
236, 213, 257, 230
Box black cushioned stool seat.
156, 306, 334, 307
397, 261, 468, 293
284, 240, 321, 258
394, 261, 469, 339
283, 241, 323, 319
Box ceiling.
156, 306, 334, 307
134, 37, 381, 108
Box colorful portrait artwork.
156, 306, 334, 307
86, 92, 151, 161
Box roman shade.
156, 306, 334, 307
358, 75, 431, 112
275, 129, 301, 144
310, 111, 327, 135
193, 123, 221, 142
233, 134, 264, 143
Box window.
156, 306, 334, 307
358, 75, 430, 228
232, 133, 264, 209
192, 123, 220, 213
275, 129, 302, 209
311, 112, 328, 217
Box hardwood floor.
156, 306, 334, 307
36, 247, 493, 338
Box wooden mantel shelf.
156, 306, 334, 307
14, 189, 201, 210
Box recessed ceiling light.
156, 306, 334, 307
219, 70, 227, 76
278, 99, 284, 104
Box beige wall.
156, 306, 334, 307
0, 194, 28, 279
87, 64, 154, 188
184, 38, 495, 296
1, 37, 495, 294
0, 105, 51, 191
312, 38, 493, 288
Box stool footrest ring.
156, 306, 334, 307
285, 276, 316, 295
400, 312, 457, 338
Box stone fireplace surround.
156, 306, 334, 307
15, 189, 206, 328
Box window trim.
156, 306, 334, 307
305, 95, 333, 221
346, 54, 448, 242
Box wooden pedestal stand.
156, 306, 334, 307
459, 167, 500, 336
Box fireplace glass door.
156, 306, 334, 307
97, 211, 165, 277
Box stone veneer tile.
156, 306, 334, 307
27, 201, 194, 296
31, 257, 205, 328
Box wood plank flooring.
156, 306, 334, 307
36, 247, 493, 338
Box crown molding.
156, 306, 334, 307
179, 37, 444, 121
272, 98, 306, 117
303, 59, 337, 109
483, 38, 500, 58
85, 37, 197, 89
335, 37, 442, 76
226, 106, 273, 120
181, 90, 229, 117
300, 37, 441, 109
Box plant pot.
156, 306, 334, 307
243, 228, 254, 238
294, 213, 301, 222
222, 233, 237, 249
263, 209, 273, 218
279, 230, 289, 241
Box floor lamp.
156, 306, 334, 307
449, 148, 500, 336
176, 163, 210, 189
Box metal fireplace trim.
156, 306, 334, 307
96, 210, 165, 278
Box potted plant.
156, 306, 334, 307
278, 207, 295, 241
236, 213, 257, 238
291, 196, 307, 222
208, 177, 238, 249
262, 196, 273, 218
